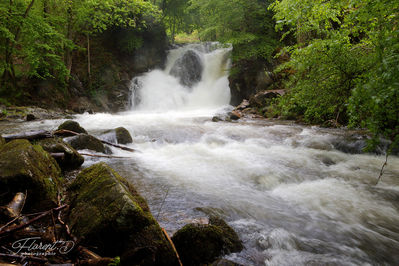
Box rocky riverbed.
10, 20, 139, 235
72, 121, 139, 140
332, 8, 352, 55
0, 118, 244, 266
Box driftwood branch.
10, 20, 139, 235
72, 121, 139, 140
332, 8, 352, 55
50, 153, 129, 160
161, 228, 183, 266
3, 130, 53, 142
54, 129, 136, 152
4, 129, 136, 152
0, 205, 67, 238
79, 153, 130, 159
376, 152, 389, 185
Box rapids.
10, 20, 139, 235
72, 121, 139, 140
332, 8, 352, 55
2, 43, 399, 265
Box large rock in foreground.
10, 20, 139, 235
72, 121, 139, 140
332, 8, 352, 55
68, 163, 178, 266
0, 140, 62, 209
58, 120, 88, 134
172, 216, 243, 266
37, 138, 84, 170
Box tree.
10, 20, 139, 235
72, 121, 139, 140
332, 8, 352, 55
271, 0, 399, 142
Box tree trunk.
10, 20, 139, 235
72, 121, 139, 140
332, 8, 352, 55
87, 33, 91, 90
171, 16, 176, 44
2, 0, 36, 86
65, 3, 73, 82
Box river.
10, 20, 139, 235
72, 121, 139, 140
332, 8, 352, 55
2, 43, 399, 265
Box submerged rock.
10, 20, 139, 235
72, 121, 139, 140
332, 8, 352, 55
0, 140, 62, 209
172, 216, 243, 266
212, 116, 222, 122
37, 138, 84, 170
58, 120, 88, 134
68, 163, 178, 265
68, 134, 111, 154
170, 49, 203, 88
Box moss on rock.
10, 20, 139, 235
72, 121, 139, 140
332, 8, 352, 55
68, 163, 178, 265
115, 127, 133, 144
0, 139, 62, 209
171, 217, 243, 266
58, 120, 88, 134
37, 138, 84, 170
68, 134, 110, 154
0, 135, 5, 147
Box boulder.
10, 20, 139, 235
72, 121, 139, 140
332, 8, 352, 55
115, 127, 133, 144
0, 140, 62, 209
212, 116, 222, 122
58, 120, 88, 134
68, 134, 111, 154
170, 49, 203, 88
26, 114, 36, 121
68, 163, 178, 265
235, 99, 250, 111
229, 111, 241, 121
171, 216, 243, 266
249, 90, 285, 108
37, 138, 84, 170
102, 127, 133, 145
0, 135, 5, 147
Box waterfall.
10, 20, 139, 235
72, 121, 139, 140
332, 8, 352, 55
129, 42, 232, 111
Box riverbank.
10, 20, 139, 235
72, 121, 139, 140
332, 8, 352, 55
0, 119, 245, 265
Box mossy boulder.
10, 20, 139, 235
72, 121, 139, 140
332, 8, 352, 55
0, 139, 62, 209
0, 135, 5, 147
115, 127, 133, 144
68, 134, 111, 154
58, 120, 87, 134
172, 216, 243, 266
68, 163, 178, 266
101, 127, 133, 145
37, 138, 84, 170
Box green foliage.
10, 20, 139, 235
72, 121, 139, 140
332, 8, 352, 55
0, 0, 161, 99
109, 256, 121, 266
189, 0, 278, 61
272, 0, 399, 146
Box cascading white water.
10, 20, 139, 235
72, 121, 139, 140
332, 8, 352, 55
9, 43, 399, 266
129, 43, 232, 111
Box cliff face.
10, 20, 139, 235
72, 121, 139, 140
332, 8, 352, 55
228, 58, 278, 106
13, 25, 169, 113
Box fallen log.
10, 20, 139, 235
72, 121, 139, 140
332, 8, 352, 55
4, 129, 136, 152
3, 130, 53, 142
0, 204, 67, 238
54, 129, 136, 152
79, 153, 131, 159
50, 153, 129, 160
